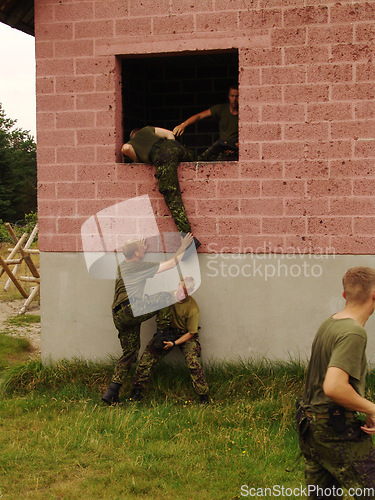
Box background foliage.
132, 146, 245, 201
0, 103, 37, 224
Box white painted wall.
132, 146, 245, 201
40, 253, 375, 366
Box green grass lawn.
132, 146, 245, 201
1, 328, 371, 499
0, 347, 307, 499
0, 330, 32, 372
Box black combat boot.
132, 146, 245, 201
102, 382, 122, 405
199, 394, 209, 405
130, 387, 143, 401
181, 236, 201, 262
193, 237, 201, 249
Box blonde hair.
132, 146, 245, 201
343, 267, 375, 304
180, 276, 195, 295
122, 239, 144, 259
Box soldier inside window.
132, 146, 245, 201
173, 83, 239, 162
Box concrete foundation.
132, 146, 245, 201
40, 252, 375, 366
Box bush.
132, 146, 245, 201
0, 219, 12, 242
23, 211, 38, 239
0, 211, 38, 243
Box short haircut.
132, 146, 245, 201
342, 267, 375, 304
229, 83, 238, 91
180, 275, 195, 294
122, 238, 144, 259
129, 128, 140, 139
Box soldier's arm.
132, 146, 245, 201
121, 143, 138, 162
163, 332, 195, 350
323, 366, 375, 434
156, 233, 194, 274
154, 127, 175, 140
173, 109, 212, 137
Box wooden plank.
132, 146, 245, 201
0, 232, 27, 279
0, 255, 28, 298
4, 259, 23, 265
24, 224, 38, 250
19, 276, 40, 283
8, 247, 39, 254
20, 284, 40, 315
5, 223, 39, 278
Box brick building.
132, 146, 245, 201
17, 0, 375, 362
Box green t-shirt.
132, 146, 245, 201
128, 126, 160, 163
302, 316, 368, 412
209, 103, 238, 143
171, 296, 199, 334
112, 260, 159, 310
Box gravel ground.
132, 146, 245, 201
0, 299, 41, 357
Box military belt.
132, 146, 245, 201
149, 138, 165, 163
113, 299, 130, 314
305, 410, 355, 419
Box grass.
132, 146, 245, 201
5, 314, 41, 327
0, 315, 40, 375
2, 313, 40, 334
1, 313, 373, 498
0, 352, 308, 499
0, 332, 32, 372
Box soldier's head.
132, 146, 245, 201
129, 128, 140, 139
176, 276, 195, 302
228, 84, 239, 112
342, 267, 375, 305
122, 238, 147, 261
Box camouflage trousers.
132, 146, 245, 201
111, 293, 172, 385
150, 139, 194, 235
132, 332, 209, 396
297, 410, 375, 499
198, 140, 238, 162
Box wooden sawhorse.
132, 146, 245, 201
0, 223, 39, 314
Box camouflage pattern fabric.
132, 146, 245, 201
132, 331, 209, 396
198, 140, 238, 162
111, 293, 172, 385
297, 410, 375, 499
151, 139, 194, 235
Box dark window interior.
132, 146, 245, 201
121, 50, 238, 159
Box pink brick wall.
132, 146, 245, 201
35, 0, 375, 254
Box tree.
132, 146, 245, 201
0, 103, 37, 223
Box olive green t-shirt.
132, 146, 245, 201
112, 260, 159, 311
302, 316, 367, 412
171, 296, 199, 334
128, 126, 160, 163
209, 103, 238, 143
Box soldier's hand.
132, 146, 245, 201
173, 124, 185, 136
163, 341, 173, 349
180, 233, 193, 250
361, 424, 375, 435
361, 413, 375, 435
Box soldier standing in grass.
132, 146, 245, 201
131, 276, 209, 404
121, 126, 200, 249
102, 233, 193, 405
296, 267, 375, 498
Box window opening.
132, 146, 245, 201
122, 50, 238, 161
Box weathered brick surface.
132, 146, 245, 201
35, 0, 375, 255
